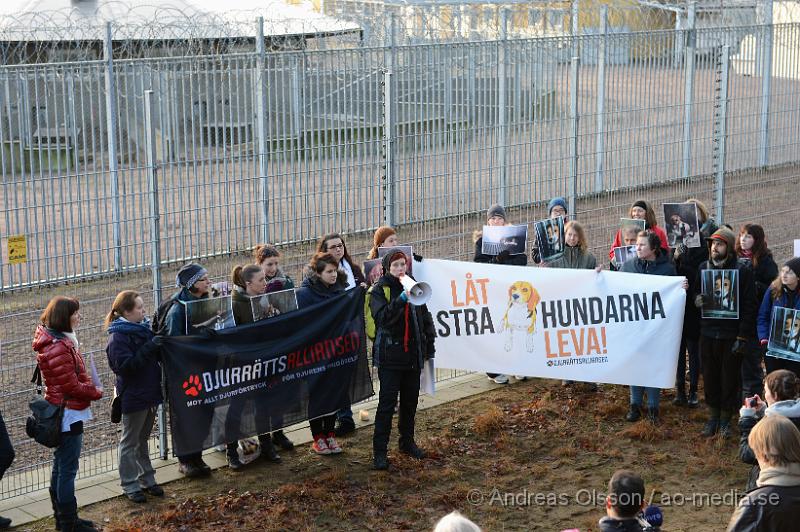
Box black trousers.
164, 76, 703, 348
740, 341, 766, 399
373, 367, 421, 454
309, 414, 336, 437
700, 336, 742, 412
0, 410, 15, 480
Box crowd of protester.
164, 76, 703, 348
1, 195, 799, 531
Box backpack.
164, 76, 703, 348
365, 285, 391, 341
151, 296, 178, 336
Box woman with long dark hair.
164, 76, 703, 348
737, 224, 779, 399
33, 297, 103, 531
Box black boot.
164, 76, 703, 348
673, 388, 687, 406
334, 417, 356, 437
57, 500, 98, 532
51, 488, 94, 531
625, 404, 642, 422
373, 451, 389, 470
271, 430, 295, 451
0, 516, 11, 529
647, 407, 660, 424
226, 444, 245, 471
398, 438, 426, 459
258, 434, 281, 463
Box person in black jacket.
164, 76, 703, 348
736, 224, 779, 400
0, 409, 14, 528
597, 470, 647, 532
296, 252, 348, 456
694, 227, 757, 438
370, 249, 436, 470
726, 415, 800, 532
739, 370, 800, 491
105, 291, 164, 503
474, 204, 527, 385
673, 199, 717, 407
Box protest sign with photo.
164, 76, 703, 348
249, 288, 299, 322
613, 245, 637, 266
182, 295, 236, 331
663, 203, 701, 248
363, 259, 384, 286
481, 224, 528, 256
533, 216, 565, 262
700, 269, 739, 319
768, 307, 800, 362
377, 245, 413, 276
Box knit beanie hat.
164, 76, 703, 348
373, 226, 397, 249
632, 200, 648, 211
709, 226, 736, 254
176, 263, 208, 289
547, 197, 568, 216
786, 257, 800, 279
487, 204, 506, 220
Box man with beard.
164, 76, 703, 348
694, 227, 756, 438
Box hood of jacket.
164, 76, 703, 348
623, 250, 673, 275
766, 399, 800, 419
300, 270, 348, 294
32, 324, 66, 353
380, 248, 413, 273
107, 317, 153, 337
757, 462, 800, 488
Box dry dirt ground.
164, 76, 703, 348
21, 378, 745, 532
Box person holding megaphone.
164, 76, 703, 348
369, 249, 436, 471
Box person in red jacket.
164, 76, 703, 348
608, 200, 669, 261
32, 296, 103, 532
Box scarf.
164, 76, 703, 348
64, 331, 79, 350
757, 463, 800, 487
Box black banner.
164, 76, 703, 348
161, 287, 373, 456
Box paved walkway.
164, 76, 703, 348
0, 372, 496, 529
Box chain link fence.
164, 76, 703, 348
2, 3, 800, 500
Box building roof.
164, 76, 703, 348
0, 0, 360, 41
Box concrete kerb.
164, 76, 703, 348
1, 371, 496, 528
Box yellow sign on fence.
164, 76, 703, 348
7, 235, 27, 264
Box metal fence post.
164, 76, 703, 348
714, 46, 730, 224
497, 9, 508, 207
103, 22, 123, 272
255, 17, 271, 243
758, 0, 773, 167
569, 56, 580, 216
594, 5, 608, 193
383, 70, 397, 227
571, 0, 580, 58
682, 2, 696, 180
144, 89, 167, 459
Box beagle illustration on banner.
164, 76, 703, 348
501, 281, 541, 352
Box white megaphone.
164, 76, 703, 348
399, 274, 432, 306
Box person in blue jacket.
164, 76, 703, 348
105, 291, 164, 503
758, 258, 800, 377
295, 252, 348, 456
621, 230, 688, 424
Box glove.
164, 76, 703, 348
413, 253, 423, 262
732, 338, 748, 356
495, 250, 511, 264
398, 291, 409, 303
694, 294, 709, 308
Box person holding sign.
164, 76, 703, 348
758, 258, 800, 377
105, 291, 164, 503
227, 265, 282, 469
370, 249, 436, 470
548, 220, 597, 271
296, 253, 349, 456
531, 197, 568, 265
736, 224, 779, 400
32, 297, 103, 532
317, 233, 365, 291
694, 227, 757, 438
608, 200, 669, 261
474, 204, 527, 384
621, 231, 687, 424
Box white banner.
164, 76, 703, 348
414, 259, 686, 388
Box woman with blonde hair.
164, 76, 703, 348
727, 415, 800, 530
548, 220, 597, 270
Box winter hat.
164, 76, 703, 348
176, 263, 208, 289
381, 248, 409, 272
785, 257, 800, 279
373, 226, 397, 249
632, 200, 648, 211
709, 226, 736, 254
547, 197, 568, 216
487, 204, 506, 220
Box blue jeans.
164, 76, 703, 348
51, 426, 83, 505
630, 386, 660, 410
